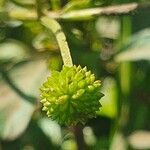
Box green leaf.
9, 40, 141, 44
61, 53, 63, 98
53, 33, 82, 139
0, 39, 29, 65
8, 60, 49, 99
0, 80, 35, 140
38, 118, 62, 145
62, 0, 105, 13
128, 130, 150, 149
61, 139, 77, 150
115, 28, 150, 62
62, 0, 92, 13
110, 132, 127, 150
8, 6, 37, 20
11, 0, 35, 6
32, 32, 58, 51
97, 77, 117, 119
0, 60, 49, 140
96, 17, 120, 39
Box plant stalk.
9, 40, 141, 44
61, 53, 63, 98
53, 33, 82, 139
70, 124, 87, 150
41, 17, 73, 67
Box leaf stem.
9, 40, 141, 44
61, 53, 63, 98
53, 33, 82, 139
41, 17, 73, 67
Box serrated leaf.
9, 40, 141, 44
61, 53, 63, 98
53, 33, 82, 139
115, 28, 150, 62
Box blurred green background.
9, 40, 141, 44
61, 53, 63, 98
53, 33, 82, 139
0, 0, 150, 150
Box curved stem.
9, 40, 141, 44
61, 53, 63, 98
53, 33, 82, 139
41, 17, 73, 67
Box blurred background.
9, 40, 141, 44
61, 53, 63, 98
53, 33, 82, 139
0, 0, 150, 150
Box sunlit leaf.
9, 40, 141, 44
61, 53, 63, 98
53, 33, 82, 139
96, 17, 120, 39
11, 0, 35, 6
110, 132, 127, 150
128, 130, 150, 149
83, 126, 96, 146
32, 32, 58, 51
8, 60, 49, 98
62, 0, 92, 13
8, 5, 37, 20
38, 118, 62, 145
0, 39, 29, 64
0, 81, 35, 140
0, 60, 48, 140
6, 20, 22, 27
61, 139, 77, 150
97, 77, 117, 119
115, 28, 150, 62
62, 0, 106, 13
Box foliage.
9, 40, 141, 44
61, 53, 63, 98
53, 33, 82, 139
0, 0, 150, 150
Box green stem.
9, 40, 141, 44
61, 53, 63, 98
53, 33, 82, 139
50, 0, 61, 10
119, 16, 132, 130
41, 17, 73, 67
70, 124, 87, 150
109, 16, 132, 148
36, 0, 42, 19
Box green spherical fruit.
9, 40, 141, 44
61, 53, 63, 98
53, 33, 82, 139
40, 65, 103, 125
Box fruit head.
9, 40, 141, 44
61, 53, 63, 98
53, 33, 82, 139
40, 65, 103, 126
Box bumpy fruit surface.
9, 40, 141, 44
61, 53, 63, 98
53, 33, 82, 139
40, 65, 103, 125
